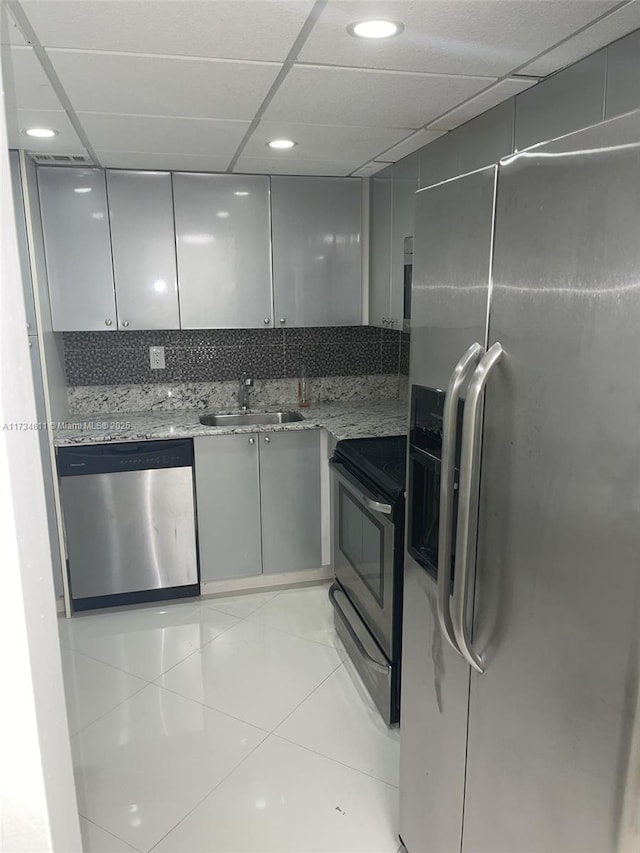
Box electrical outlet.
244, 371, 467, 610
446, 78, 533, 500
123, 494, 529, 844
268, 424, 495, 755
149, 346, 165, 370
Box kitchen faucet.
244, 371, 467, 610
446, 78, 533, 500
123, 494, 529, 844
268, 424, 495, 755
239, 374, 253, 412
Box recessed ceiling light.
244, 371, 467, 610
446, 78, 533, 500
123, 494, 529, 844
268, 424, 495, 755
23, 127, 58, 138
74, 187, 92, 194
267, 139, 296, 150
347, 20, 403, 39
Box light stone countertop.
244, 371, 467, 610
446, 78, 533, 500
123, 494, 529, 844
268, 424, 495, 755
53, 398, 408, 447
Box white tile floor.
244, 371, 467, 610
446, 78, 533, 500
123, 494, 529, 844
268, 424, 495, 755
59, 583, 402, 853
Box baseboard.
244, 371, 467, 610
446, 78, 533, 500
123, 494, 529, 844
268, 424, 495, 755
200, 566, 334, 598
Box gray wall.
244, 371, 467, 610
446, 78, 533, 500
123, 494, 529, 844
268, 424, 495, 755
405, 28, 640, 189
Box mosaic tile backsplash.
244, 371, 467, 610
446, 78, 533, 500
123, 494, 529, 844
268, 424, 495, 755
63, 327, 410, 386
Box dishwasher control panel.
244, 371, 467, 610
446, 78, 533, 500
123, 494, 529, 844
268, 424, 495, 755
57, 439, 194, 476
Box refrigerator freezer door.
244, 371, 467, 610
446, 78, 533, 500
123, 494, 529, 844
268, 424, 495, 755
400, 166, 497, 853
409, 166, 497, 390
463, 112, 640, 853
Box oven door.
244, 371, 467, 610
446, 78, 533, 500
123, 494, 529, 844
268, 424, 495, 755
330, 458, 395, 661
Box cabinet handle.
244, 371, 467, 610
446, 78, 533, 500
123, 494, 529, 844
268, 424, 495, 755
264, 436, 271, 443
279, 318, 286, 325
26, 322, 30, 330
382, 318, 388, 325
28, 340, 33, 348
263, 317, 270, 325
248, 437, 255, 445
121, 320, 129, 328
105, 318, 113, 326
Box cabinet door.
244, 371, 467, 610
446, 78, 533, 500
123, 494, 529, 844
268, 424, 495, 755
259, 429, 321, 574
173, 173, 273, 329
369, 172, 392, 327
106, 170, 179, 330
194, 434, 262, 581
271, 177, 362, 327
38, 167, 116, 331
390, 154, 419, 328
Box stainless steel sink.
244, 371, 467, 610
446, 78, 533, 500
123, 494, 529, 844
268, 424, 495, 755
199, 411, 305, 427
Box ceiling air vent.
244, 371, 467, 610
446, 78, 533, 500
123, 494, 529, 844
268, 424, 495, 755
29, 153, 93, 165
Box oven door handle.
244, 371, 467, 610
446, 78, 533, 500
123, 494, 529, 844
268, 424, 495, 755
329, 584, 390, 675
438, 342, 484, 657
329, 459, 393, 515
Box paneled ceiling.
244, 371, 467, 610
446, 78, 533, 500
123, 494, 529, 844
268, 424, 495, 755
2, 0, 640, 176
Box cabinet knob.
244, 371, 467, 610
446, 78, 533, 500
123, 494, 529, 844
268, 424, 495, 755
279, 318, 286, 325
264, 436, 271, 443
263, 317, 270, 325
26, 322, 30, 330
28, 340, 33, 348
121, 320, 129, 328
105, 318, 113, 326
248, 437, 255, 445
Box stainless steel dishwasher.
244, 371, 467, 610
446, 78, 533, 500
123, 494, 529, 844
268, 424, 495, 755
57, 439, 199, 611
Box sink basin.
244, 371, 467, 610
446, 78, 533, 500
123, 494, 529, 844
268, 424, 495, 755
199, 411, 305, 427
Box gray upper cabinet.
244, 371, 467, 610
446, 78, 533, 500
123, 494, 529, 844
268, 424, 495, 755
38, 166, 116, 331
605, 31, 640, 119
173, 173, 273, 329
390, 154, 419, 328
271, 176, 362, 327
106, 170, 179, 330
456, 99, 514, 173
260, 429, 322, 574
515, 50, 606, 151
369, 156, 418, 329
369, 170, 392, 327
194, 433, 262, 582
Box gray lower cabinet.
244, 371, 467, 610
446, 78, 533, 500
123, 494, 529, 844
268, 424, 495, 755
271, 176, 362, 327
194, 429, 321, 581
259, 429, 321, 574
194, 433, 262, 581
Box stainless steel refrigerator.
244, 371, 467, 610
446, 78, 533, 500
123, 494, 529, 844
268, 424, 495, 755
400, 109, 640, 853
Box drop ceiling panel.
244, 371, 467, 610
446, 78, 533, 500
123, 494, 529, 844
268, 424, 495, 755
428, 78, 537, 131
20, 0, 315, 61
263, 64, 494, 128
375, 128, 446, 162
298, 0, 619, 76
243, 121, 411, 163
520, 0, 640, 76
77, 113, 250, 157
5, 46, 62, 110
96, 151, 233, 172
233, 156, 362, 176
6, 109, 86, 154
47, 50, 282, 119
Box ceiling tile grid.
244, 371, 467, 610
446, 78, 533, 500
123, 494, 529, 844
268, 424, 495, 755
2, 0, 640, 175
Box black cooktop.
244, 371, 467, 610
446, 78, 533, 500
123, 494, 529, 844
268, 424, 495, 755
334, 435, 407, 499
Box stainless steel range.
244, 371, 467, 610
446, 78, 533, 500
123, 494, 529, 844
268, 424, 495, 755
329, 435, 406, 726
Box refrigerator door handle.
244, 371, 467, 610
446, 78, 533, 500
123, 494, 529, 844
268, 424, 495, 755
452, 342, 504, 673
437, 342, 484, 656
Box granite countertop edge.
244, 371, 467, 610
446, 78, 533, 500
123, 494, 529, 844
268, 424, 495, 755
53, 398, 409, 447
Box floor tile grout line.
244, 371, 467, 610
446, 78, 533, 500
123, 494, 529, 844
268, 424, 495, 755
146, 731, 271, 853
271, 730, 400, 790
60, 644, 157, 683
79, 814, 144, 853
270, 657, 346, 733
69, 681, 149, 740
148, 679, 272, 737
241, 613, 349, 653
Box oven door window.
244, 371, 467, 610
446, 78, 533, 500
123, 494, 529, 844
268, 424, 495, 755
408, 447, 457, 583
338, 484, 385, 607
